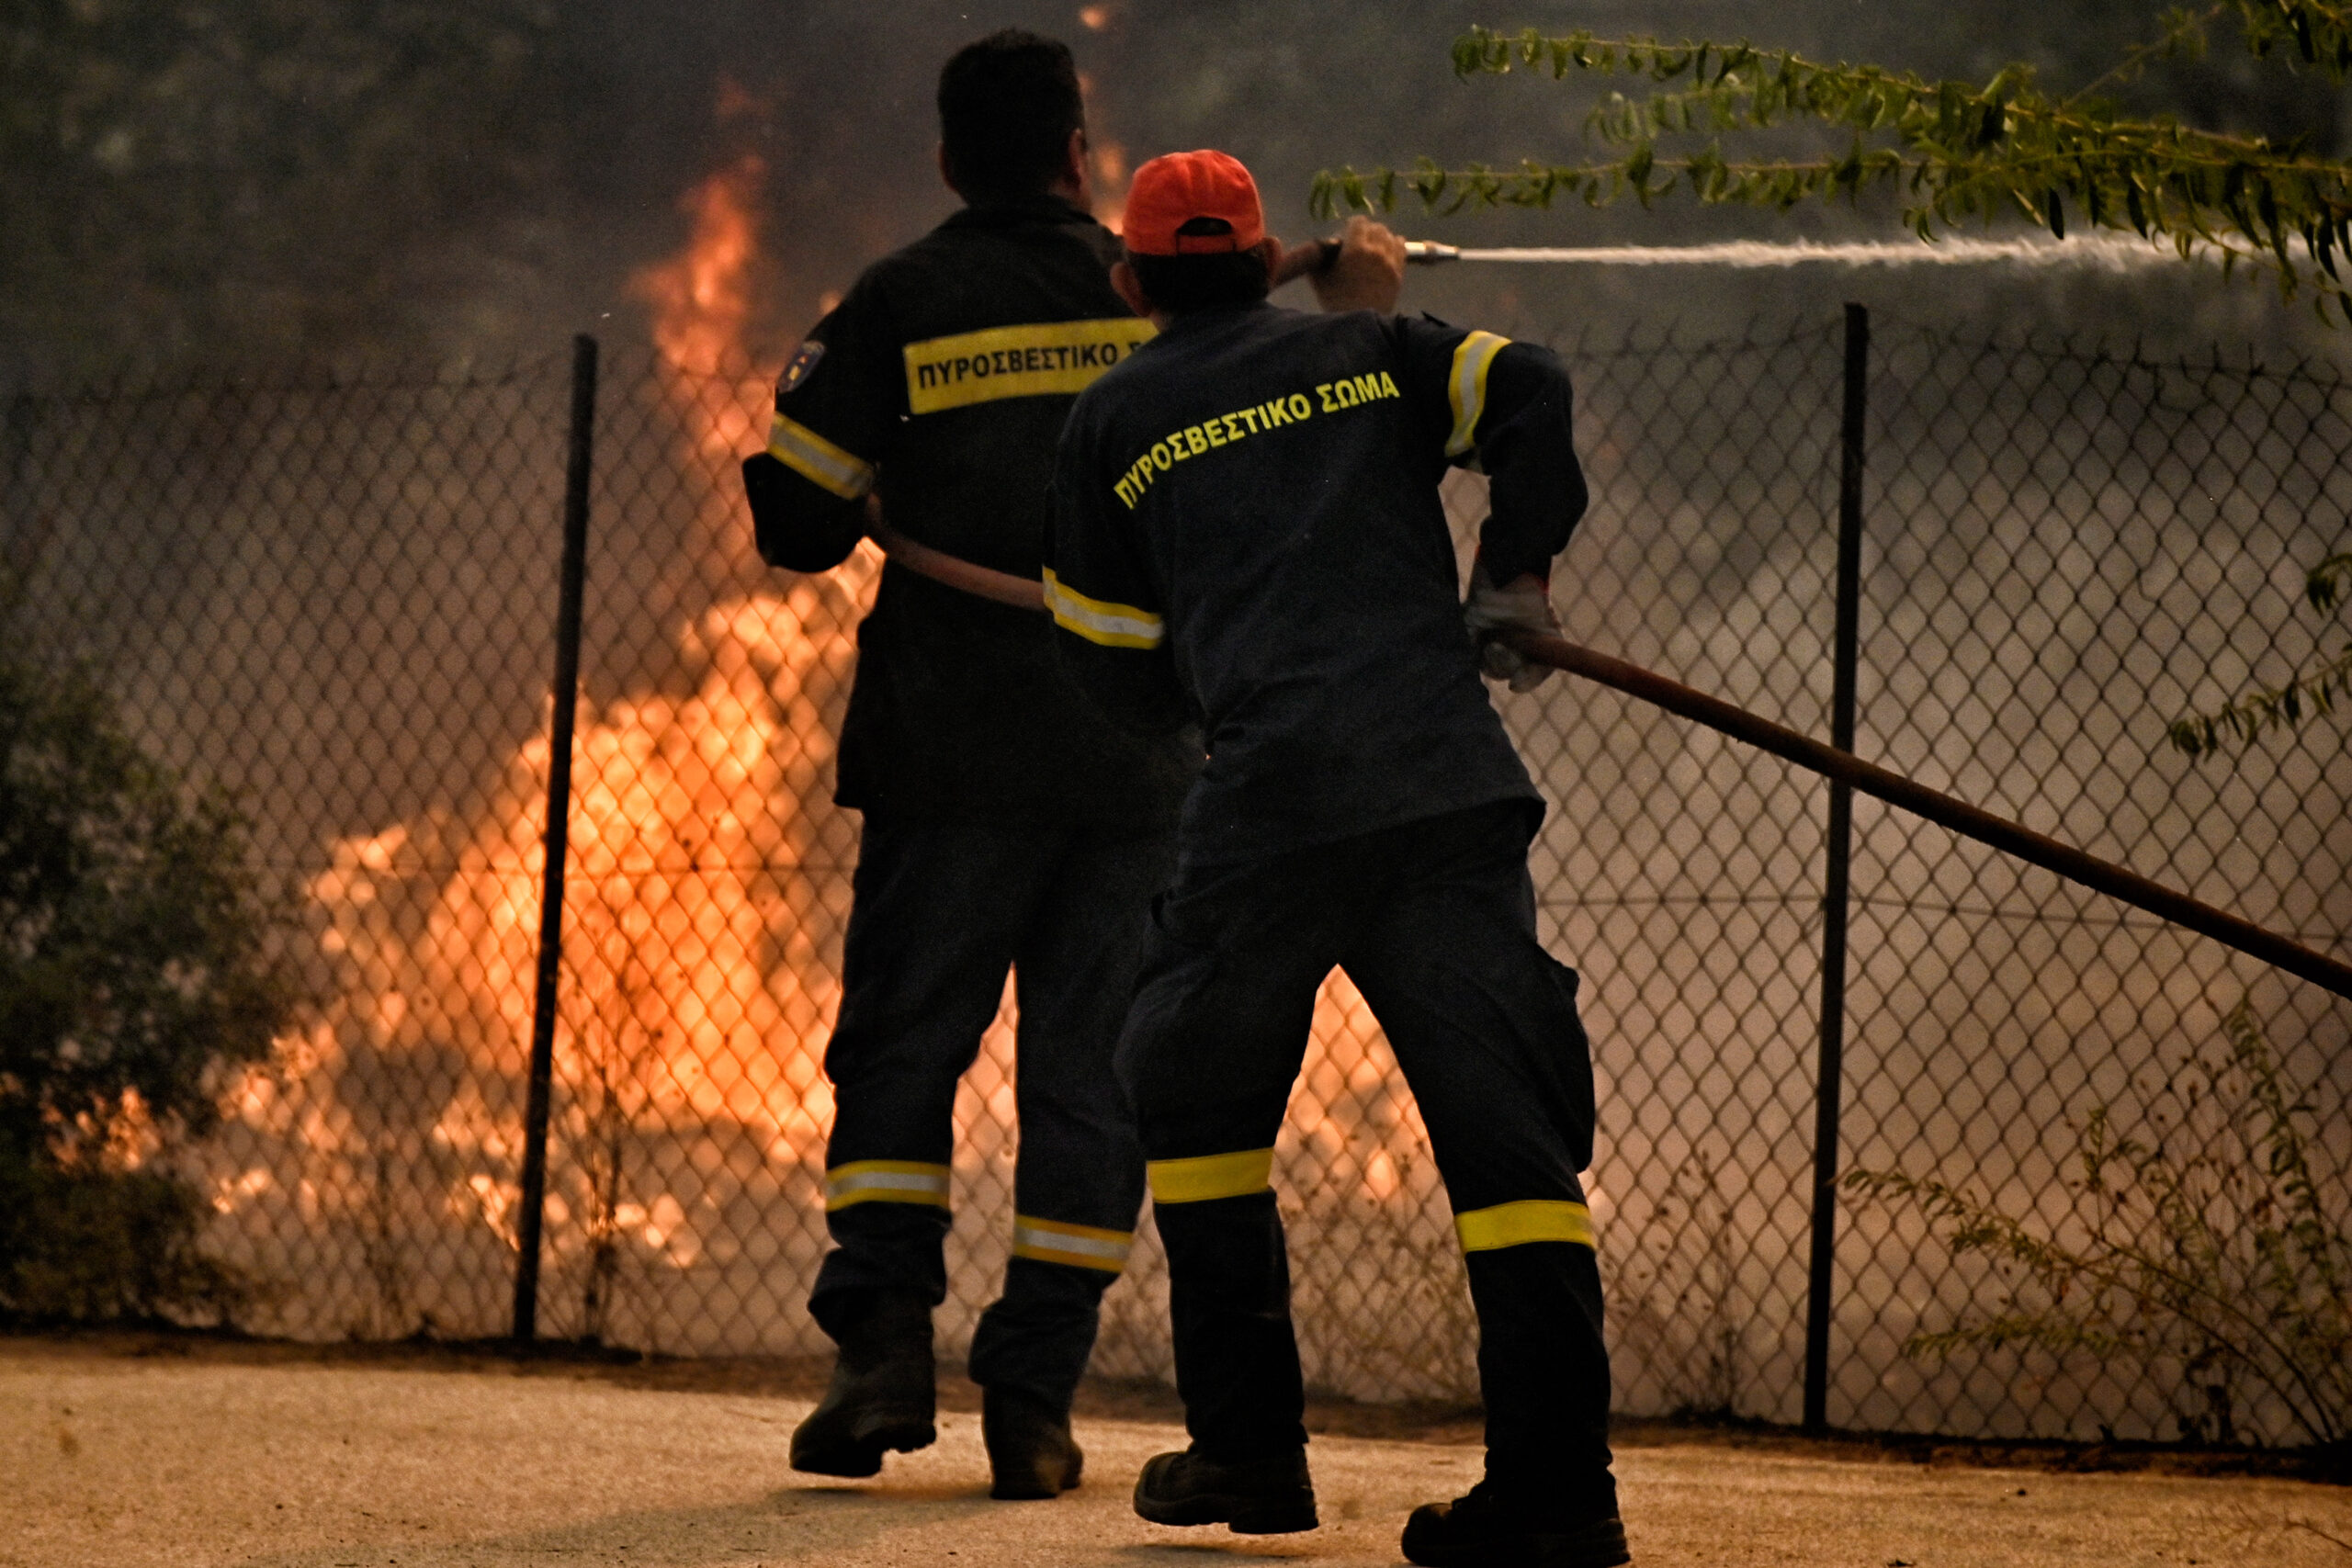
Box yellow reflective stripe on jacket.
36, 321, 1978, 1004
1444, 331, 1510, 458
903, 318, 1157, 415
1011, 1215, 1134, 1273
1042, 567, 1164, 649
824, 1159, 950, 1211
1148, 1147, 1274, 1205
767, 412, 875, 501
1453, 1199, 1594, 1253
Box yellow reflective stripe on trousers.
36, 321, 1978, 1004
1148, 1147, 1274, 1205
1444, 330, 1510, 458
767, 412, 875, 501
902, 317, 1157, 414
1041, 567, 1164, 649
1011, 1215, 1134, 1273
1453, 1199, 1594, 1253
824, 1159, 950, 1211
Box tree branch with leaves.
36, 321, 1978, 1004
1317, 9, 2352, 316
1315, 10, 2352, 760
2168, 551, 2352, 756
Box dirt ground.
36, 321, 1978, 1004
5, 1336, 2348, 1568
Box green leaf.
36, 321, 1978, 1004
2309, 553, 2352, 614
1371, 26, 2352, 322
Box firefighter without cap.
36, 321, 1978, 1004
1048, 149, 1632, 1567
740, 30, 1191, 1499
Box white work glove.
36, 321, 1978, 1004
1463, 558, 1559, 694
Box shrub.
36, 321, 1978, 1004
0, 651, 299, 1324
1847, 1000, 2351, 1450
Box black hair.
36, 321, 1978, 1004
937, 30, 1085, 205
1125, 251, 1272, 314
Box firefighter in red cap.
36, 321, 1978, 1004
739, 37, 1402, 1501
1047, 150, 1631, 1567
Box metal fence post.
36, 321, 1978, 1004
1804, 303, 1868, 1433
1, 394, 43, 620
512, 333, 598, 1342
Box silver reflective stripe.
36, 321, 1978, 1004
1445, 331, 1510, 458
1012, 1222, 1131, 1263
768, 412, 875, 501
823, 1160, 950, 1211
829, 1169, 947, 1198
1012, 1216, 1133, 1273
1040, 568, 1164, 649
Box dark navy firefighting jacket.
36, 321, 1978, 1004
1046, 300, 1587, 863
741, 194, 1195, 825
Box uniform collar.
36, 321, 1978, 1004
944, 195, 1100, 231
1152, 299, 1282, 339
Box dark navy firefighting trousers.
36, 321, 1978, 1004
1117, 800, 1614, 1500
809, 813, 1167, 1411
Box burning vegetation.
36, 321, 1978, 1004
196, 141, 1457, 1361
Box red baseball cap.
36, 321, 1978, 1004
1121, 150, 1266, 257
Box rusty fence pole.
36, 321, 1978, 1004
1804, 303, 1869, 1434
512, 333, 598, 1342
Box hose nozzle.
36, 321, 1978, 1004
1277, 236, 1460, 285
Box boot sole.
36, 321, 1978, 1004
790, 1413, 937, 1478
988, 1448, 1084, 1501
1403, 1515, 1630, 1568
1135, 1489, 1319, 1535
788, 1440, 884, 1479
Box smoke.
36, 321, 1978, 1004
10, 0, 2347, 1434
13, 0, 2347, 377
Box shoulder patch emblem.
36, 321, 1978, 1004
778, 340, 826, 395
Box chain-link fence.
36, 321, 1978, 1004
5, 310, 2346, 1443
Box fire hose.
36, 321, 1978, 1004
865, 512, 1045, 613
862, 521, 2352, 1001
1497, 631, 2352, 1002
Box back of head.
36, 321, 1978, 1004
1121, 149, 1272, 315
937, 30, 1084, 206
1127, 237, 1272, 315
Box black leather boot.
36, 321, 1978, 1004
788, 1292, 936, 1477
981, 1388, 1084, 1499
1131, 1444, 1317, 1535
1400, 1478, 1629, 1568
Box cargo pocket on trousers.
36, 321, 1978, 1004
1540, 953, 1598, 1172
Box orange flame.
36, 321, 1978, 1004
1077, 74, 1131, 234
266, 151, 877, 1260
631, 154, 767, 457
1091, 138, 1131, 235
225, 143, 1420, 1322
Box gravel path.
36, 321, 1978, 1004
6, 1345, 2348, 1567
